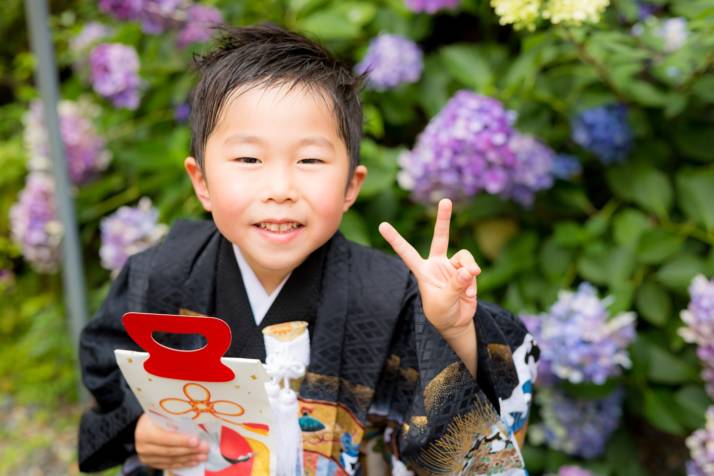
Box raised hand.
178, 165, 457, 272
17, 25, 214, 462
378, 198, 481, 337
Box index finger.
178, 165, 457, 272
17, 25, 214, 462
378, 222, 423, 275
429, 198, 452, 257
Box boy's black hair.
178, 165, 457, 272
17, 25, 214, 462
189, 23, 364, 174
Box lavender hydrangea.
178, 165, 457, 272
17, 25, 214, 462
139, 0, 183, 34
530, 386, 623, 459
176, 4, 223, 48
99, 0, 143, 21
70, 22, 113, 53
355, 34, 423, 91
521, 282, 636, 385
404, 0, 460, 13
9, 173, 62, 273
24, 100, 111, 186
90, 43, 141, 110
397, 91, 517, 203
99, 198, 167, 273
505, 132, 555, 206
571, 103, 632, 164
554, 467, 594, 476
686, 406, 714, 476
680, 275, 714, 398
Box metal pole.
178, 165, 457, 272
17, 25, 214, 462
24, 0, 89, 400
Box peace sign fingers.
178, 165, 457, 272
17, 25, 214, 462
429, 199, 452, 257
378, 221, 424, 277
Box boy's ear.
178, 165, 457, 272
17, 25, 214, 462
343, 165, 367, 212
184, 156, 212, 212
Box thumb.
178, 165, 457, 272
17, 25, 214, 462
451, 267, 476, 299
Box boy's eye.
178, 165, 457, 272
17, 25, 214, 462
234, 157, 261, 164
299, 158, 325, 164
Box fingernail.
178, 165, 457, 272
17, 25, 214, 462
466, 286, 476, 297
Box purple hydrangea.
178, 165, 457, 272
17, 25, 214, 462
680, 275, 714, 398
70, 22, 113, 53
405, 0, 460, 13
505, 132, 555, 206
686, 406, 714, 476
99, 198, 167, 273
397, 91, 517, 203
24, 100, 111, 186
530, 386, 624, 459
140, 0, 184, 34
176, 4, 223, 48
99, 0, 144, 21
355, 34, 423, 91
174, 102, 190, 122
521, 282, 636, 385
571, 103, 632, 164
9, 173, 62, 273
552, 154, 582, 179
398, 91, 559, 205
556, 467, 594, 476
89, 43, 141, 109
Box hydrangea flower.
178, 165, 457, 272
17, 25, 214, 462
139, 0, 183, 34
521, 282, 636, 385
555, 467, 594, 476
99, 198, 167, 273
70, 22, 113, 53
99, 0, 144, 21
686, 406, 714, 476
680, 275, 714, 398
355, 34, 423, 91
571, 103, 632, 164
177, 4, 223, 47
658, 17, 689, 53
397, 90, 517, 203
491, 0, 542, 30
404, 0, 460, 13
89, 43, 141, 109
24, 100, 111, 186
542, 0, 610, 25
9, 173, 62, 273
530, 386, 623, 459
552, 154, 582, 179
505, 132, 555, 206
174, 102, 190, 123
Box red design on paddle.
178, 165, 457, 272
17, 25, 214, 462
122, 312, 235, 382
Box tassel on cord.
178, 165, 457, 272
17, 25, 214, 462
263, 322, 310, 476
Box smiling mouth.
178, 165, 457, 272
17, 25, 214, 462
255, 222, 303, 233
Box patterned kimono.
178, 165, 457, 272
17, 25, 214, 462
78, 220, 539, 475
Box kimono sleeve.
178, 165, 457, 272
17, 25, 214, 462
77, 251, 150, 472
373, 275, 539, 475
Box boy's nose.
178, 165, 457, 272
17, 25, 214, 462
262, 165, 298, 203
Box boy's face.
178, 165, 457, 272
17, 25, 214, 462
185, 84, 366, 290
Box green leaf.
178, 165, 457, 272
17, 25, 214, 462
539, 238, 573, 282
677, 168, 714, 231
298, 5, 366, 40
622, 80, 669, 107
439, 44, 493, 92
643, 389, 686, 435
612, 208, 653, 247
358, 140, 398, 198
656, 253, 707, 291
339, 210, 370, 246
674, 126, 714, 161
606, 163, 673, 218
674, 385, 709, 430
637, 229, 685, 264
635, 280, 672, 326
644, 339, 698, 384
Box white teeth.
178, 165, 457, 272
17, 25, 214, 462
258, 222, 300, 232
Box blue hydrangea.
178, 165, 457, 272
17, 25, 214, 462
571, 104, 632, 164
552, 154, 582, 180
521, 282, 636, 385
530, 386, 623, 459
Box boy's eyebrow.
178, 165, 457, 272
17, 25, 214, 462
298, 137, 335, 151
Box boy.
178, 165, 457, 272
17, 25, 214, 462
79, 24, 538, 475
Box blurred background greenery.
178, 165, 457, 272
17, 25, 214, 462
1, 0, 713, 474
